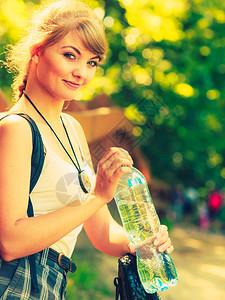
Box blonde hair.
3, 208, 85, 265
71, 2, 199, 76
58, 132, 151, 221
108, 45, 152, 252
5, 0, 108, 101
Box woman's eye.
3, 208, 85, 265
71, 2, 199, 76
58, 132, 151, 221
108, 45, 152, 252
88, 61, 98, 67
63, 53, 75, 60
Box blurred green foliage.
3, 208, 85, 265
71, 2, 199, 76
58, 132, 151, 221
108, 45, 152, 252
0, 0, 225, 194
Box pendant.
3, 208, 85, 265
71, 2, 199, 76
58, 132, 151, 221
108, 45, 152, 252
78, 170, 92, 194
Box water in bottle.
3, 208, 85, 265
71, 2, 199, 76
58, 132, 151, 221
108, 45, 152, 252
114, 167, 178, 294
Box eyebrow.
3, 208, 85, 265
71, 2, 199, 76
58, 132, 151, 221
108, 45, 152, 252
62, 46, 101, 61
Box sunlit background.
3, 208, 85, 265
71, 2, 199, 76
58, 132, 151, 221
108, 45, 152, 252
0, 0, 225, 299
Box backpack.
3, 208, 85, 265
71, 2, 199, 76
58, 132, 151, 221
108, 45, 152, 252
114, 253, 161, 300
0, 113, 45, 292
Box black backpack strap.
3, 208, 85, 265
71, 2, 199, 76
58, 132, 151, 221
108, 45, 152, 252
0, 113, 45, 293
15, 113, 45, 217
16, 113, 45, 294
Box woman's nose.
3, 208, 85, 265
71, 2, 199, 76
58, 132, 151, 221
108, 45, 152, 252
72, 62, 87, 80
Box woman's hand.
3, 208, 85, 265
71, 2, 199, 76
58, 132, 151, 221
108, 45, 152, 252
93, 147, 133, 204
154, 225, 174, 254
127, 225, 174, 255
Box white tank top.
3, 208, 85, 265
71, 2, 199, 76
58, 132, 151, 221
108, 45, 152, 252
30, 115, 95, 258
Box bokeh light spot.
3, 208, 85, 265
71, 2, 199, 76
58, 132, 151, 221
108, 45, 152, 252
104, 16, 114, 27
206, 89, 220, 100
175, 83, 194, 97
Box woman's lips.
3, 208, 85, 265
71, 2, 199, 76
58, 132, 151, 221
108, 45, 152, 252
63, 80, 80, 89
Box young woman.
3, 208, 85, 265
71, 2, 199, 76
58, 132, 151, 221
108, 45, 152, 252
0, 0, 174, 298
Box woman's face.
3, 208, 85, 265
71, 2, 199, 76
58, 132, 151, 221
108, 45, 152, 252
33, 31, 100, 101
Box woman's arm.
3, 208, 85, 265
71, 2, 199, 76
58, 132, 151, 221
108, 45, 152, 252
84, 205, 130, 257
84, 207, 174, 257
0, 115, 132, 261
67, 115, 174, 256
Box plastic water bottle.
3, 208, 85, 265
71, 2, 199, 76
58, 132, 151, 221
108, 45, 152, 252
114, 167, 178, 294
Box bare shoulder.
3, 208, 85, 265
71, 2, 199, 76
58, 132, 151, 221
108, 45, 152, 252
0, 114, 32, 134
0, 114, 33, 155
0, 114, 34, 235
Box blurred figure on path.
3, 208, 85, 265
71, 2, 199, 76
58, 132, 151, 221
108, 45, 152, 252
171, 185, 185, 223
183, 187, 198, 224
208, 189, 223, 232
198, 201, 210, 232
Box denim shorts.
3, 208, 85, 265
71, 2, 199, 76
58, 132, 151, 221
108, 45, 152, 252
0, 248, 67, 299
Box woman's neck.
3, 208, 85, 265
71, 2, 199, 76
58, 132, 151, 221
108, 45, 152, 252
22, 83, 65, 127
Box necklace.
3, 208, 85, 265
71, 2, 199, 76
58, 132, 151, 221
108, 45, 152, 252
23, 92, 91, 194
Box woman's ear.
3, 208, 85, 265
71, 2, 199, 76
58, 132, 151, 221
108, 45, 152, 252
30, 44, 41, 64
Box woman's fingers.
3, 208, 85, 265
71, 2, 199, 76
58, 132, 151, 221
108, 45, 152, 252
157, 238, 172, 253
100, 157, 132, 177
154, 225, 174, 254
165, 244, 174, 254
154, 225, 169, 245
127, 242, 136, 254
97, 147, 133, 179
98, 148, 133, 171
94, 147, 133, 203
